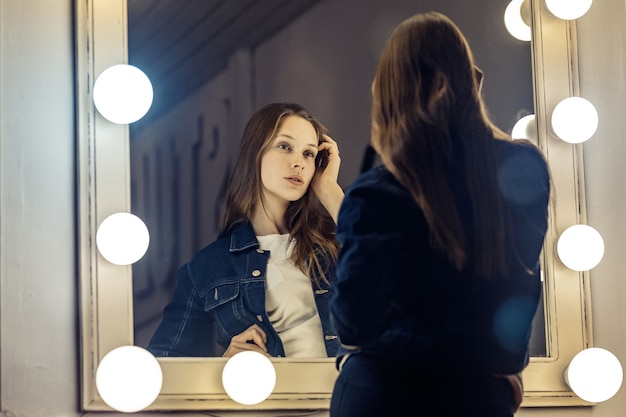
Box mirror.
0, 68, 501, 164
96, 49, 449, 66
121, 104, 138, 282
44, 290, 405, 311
77, 0, 594, 411
125, 0, 543, 358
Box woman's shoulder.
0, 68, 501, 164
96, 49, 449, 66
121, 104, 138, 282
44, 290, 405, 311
495, 138, 550, 205
347, 165, 406, 196
496, 138, 547, 166
341, 165, 416, 218
186, 222, 256, 272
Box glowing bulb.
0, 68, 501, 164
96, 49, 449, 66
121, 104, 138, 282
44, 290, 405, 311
222, 351, 276, 405
504, 0, 531, 41
511, 114, 536, 141
556, 224, 604, 271
93, 64, 153, 124
551, 97, 598, 143
566, 348, 623, 403
96, 212, 150, 265
96, 346, 163, 413
546, 0, 593, 20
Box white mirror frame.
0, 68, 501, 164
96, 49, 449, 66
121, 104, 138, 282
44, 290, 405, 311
77, 0, 593, 411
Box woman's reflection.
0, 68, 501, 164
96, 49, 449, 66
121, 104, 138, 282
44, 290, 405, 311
147, 102, 344, 357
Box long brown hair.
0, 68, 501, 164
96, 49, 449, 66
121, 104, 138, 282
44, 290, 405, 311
219, 102, 338, 285
371, 12, 512, 278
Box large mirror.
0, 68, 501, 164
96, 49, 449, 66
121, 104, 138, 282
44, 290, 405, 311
77, 0, 593, 411
126, 0, 542, 357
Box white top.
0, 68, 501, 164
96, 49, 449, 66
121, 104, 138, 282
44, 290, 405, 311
256, 233, 326, 357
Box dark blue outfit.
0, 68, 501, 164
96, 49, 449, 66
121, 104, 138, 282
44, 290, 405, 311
329, 139, 550, 416
148, 221, 339, 357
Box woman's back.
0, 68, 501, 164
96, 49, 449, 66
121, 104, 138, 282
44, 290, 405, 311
331, 138, 550, 375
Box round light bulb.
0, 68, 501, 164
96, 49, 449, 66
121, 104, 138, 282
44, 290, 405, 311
546, 0, 593, 20
222, 351, 276, 405
551, 97, 598, 143
556, 224, 604, 271
504, 0, 531, 41
511, 114, 537, 141
96, 212, 150, 265
93, 64, 153, 124
96, 346, 163, 413
566, 347, 623, 403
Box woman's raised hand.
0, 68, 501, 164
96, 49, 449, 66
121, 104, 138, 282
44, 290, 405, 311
312, 134, 344, 223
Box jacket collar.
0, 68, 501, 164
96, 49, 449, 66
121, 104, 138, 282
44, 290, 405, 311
228, 222, 260, 252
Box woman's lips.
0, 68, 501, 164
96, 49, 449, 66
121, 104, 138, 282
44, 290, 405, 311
285, 175, 303, 185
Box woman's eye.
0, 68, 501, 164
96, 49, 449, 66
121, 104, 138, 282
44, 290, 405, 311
305, 151, 315, 158
277, 143, 290, 151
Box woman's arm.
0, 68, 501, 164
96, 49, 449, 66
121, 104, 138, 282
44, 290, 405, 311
147, 265, 215, 357
330, 170, 414, 347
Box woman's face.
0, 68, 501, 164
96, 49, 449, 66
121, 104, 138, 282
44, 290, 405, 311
260, 115, 319, 205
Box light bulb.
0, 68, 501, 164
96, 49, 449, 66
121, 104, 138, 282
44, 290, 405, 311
504, 0, 531, 41
556, 224, 604, 271
551, 97, 598, 143
546, 0, 593, 20
96, 346, 163, 413
222, 351, 276, 405
93, 64, 153, 124
511, 114, 536, 141
566, 347, 623, 402
96, 212, 150, 265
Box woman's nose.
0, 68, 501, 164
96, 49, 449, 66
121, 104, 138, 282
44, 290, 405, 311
291, 155, 305, 168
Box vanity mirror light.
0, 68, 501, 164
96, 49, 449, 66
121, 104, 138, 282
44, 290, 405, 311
77, 0, 595, 411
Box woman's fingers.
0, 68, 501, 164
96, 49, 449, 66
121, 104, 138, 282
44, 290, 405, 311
223, 341, 271, 357
223, 324, 269, 357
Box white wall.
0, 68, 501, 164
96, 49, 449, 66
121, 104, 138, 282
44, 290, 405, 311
0, 1, 78, 416
0, 0, 625, 416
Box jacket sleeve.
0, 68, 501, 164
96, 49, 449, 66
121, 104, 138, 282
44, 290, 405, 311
330, 171, 425, 347
147, 263, 216, 357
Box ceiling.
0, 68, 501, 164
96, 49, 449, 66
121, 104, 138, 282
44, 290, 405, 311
128, 0, 321, 124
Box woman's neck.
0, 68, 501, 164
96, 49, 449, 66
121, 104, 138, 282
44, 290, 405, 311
251, 202, 288, 236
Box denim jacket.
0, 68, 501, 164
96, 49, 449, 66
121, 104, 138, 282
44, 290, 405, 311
331, 139, 550, 375
148, 221, 339, 357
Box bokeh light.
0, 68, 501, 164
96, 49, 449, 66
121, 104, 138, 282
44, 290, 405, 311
96, 345, 163, 413
566, 347, 623, 403
222, 351, 276, 405
556, 224, 604, 271
93, 64, 153, 124
96, 212, 150, 265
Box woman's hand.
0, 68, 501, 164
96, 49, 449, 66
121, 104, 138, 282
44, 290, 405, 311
222, 324, 270, 358
312, 134, 344, 223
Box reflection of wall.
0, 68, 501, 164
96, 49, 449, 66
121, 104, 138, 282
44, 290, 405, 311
131, 56, 251, 348
131, 0, 533, 350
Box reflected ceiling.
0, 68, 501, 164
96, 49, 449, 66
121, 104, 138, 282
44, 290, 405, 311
128, 0, 322, 124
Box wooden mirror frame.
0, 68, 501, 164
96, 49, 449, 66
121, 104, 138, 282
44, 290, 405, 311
76, 0, 594, 411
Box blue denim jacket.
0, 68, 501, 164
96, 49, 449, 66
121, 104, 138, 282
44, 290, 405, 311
148, 221, 339, 357
331, 139, 550, 375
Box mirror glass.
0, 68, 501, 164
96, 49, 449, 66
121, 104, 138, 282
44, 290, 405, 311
127, 0, 545, 357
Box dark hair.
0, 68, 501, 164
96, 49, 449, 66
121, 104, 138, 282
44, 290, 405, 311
219, 102, 338, 285
371, 11, 512, 278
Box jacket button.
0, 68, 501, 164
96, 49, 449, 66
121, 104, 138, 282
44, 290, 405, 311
325, 335, 338, 340
252, 269, 261, 277
257, 315, 263, 322
256, 248, 264, 254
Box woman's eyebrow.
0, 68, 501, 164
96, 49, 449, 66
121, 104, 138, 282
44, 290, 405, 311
275, 133, 318, 149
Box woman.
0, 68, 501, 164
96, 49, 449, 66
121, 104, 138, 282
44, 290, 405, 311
330, 12, 550, 416
148, 102, 343, 358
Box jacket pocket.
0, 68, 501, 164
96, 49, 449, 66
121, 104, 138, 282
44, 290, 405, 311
201, 281, 240, 311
